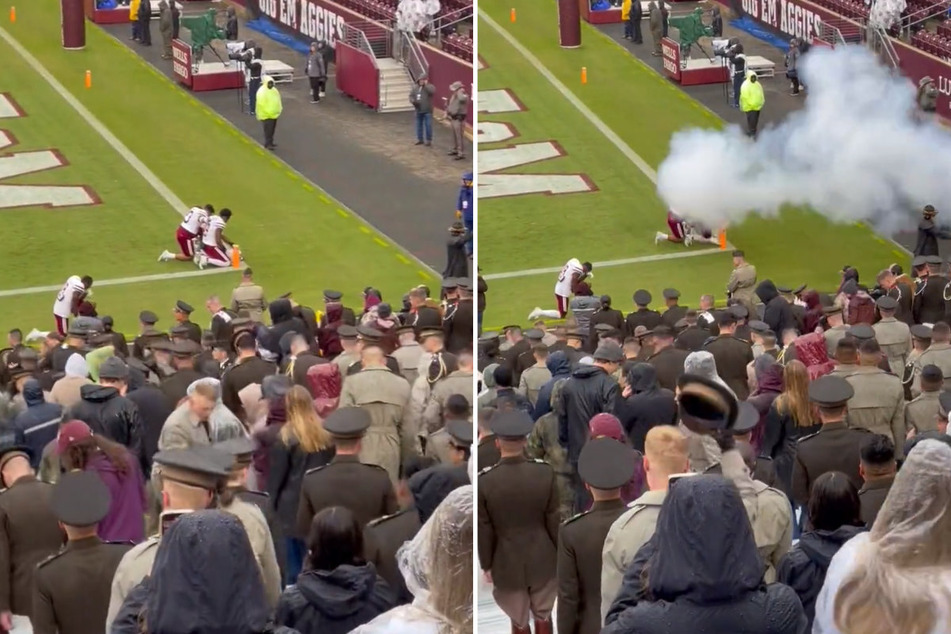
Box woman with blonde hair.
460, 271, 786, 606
268, 385, 335, 585
762, 360, 820, 500
813, 438, 951, 634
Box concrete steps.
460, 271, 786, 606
377, 57, 415, 113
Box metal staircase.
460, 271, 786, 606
340, 22, 416, 113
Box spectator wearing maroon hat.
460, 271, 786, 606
57, 420, 148, 544
588, 414, 645, 509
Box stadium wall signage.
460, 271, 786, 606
0, 94, 99, 211
172, 39, 192, 85
717, 0, 951, 116
247, 0, 474, 124
477, 88, 596, 199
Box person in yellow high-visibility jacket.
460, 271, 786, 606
129, 0, 142, 41
740, 70, 765, 139
622, 0, 632, 38
256, 76, 283, 150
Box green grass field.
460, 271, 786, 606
0, 0, 432, 334
477, 2, 908, 328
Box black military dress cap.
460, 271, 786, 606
102, 315, 114, 327
677, 374, 738, 432
149, 339, 174, 353
139, 310, 159, 324
456, 278, 473, 292
848, 324, 876, 341
171, 340, 201, 357
478, 331, 500, 343
578, 437, 636, 490
823, 305, 843, 316
594, 323, 614, 334
730, 305, 749, 319
169, 324, 192, 338
323, 290, 343, 301
651, 325, 674, 338
175, 301, 194, 314
876, 296, 899, 311
442, 277, 459, 289
202, 329, 218, 344
52, 471, 111, 527
99, 356, 130, 380
808, 375, 855, 407
447, 419, 474, 445
926, 255, 944, 266
731, 401, 759, 434
324, 407, 372, 439
214, 436, 256, 467
395, 324, 416, 335
793, 284, 807, 295
67, 321, 90, 337
524, 329, 545, 341
911, 324, 933, 340
419, 328, 445, 340
593, 342, 624, 363
776, 285, 793, 294
153, 448, 232, 490
748, 320, 769, 334
491, 410, 534, 440
912, 255, 929, 268
338, 325, 359, 340
633, 289, 652, 305
921, 364, 944, 382
662, 288, 680, 300
565, 329, 585, 341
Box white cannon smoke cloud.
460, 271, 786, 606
657, 45, 949, 234
397, 0, 441, 33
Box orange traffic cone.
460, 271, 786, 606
9, 7, 15, 22
510, 7, 516, 21
84, 70, 91, 89
718, 230, 727, 250
231, 244, 241, 268
581, 67, 588, 84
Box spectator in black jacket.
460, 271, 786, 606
263, 299, 308, 361
614, 362, 677, 452
558, 342, 622, 512
12, 379, 62, 469
124, 367, 173, 473
67, 357, 145, 474
777, 471, 865, 629
268, 385, 335, 585
276, 507, 396, 634
756, 280, 795, 337
532, 351, 572, 422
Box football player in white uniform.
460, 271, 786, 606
199, 208, 234, 269
52, 275, 92, 335
528, 258, 592, 320
158, 204, 213, 264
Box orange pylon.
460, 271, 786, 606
9, 6, 15, 22
510, 7, 516, 21
581, 67, 587, 84
84, 70, 91, 89
718, 229, 727, 250
231, 245, 241, 268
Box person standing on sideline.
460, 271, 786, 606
648, 1, 662, 56
659, 0, 669, 36
446, 81, 468, 161
129, 0, 141, 41
784, 38, 801, 95
256, 77, 283, 150
230, 268, 268, 324
305, 41, 328, 103
159, 0, 172, 59
630, 0, 643, 43
409, 76, 435, 146
740, 71, 765, 138
622, 0, 633, 38
138, 0, 152, 46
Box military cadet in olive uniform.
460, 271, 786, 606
645, 325, 689, 392
792, 376, 871, 506
445, 279, 474, 355
478, 410, 559, 634
33, 472, 132, 634
526, 380, 573, 521
159, 340, 204, 408
296, 407, 397, 536
131, 311, 168, 361
106, 447, 232, 624
847, 324, 892, 373
321, 289, 357, 327
912, 321, 951, 395
392, 324, 423, 384
903, 324, 932, 400
478, 331, 501, 371
703, 313, 755, 400
333, 325, 361, 377
822, 306, 850, 358
913, 255, 947, 325
501, 326, 532, 385
660, 288, 687, 328
172, 300, 202, 344
624, 290, 662, 338
905, 364, 943, 435
844, 339, 905, 456
556, 438, 632, 634
873, 296, 912, 375
426, 405, 473, 466
477, 408, 502, 470
345, 326, 402, 376
0, 432, 63, 629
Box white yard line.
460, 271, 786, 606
479, 10, 659, 184
484, 247, 727, 280
0, 268, 237, 298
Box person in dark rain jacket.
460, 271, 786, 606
613, 363, 677, 452
12, 379, 62, 468
532, 351, 573, 421
757, 280, 795, 337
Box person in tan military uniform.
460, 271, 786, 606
703, 313, 755, 399
518, 345, 553, 408
296, 407, 397, 536
340, 344, 413, 483
391, 325, 423, 385
828, 338, 860, 378
479, 410, 559, 634
726, 250, 757, 313
844, 339, 905, 456
903, 324, 932, 399
0, 433, 63, 632
229, 268, 267, 324
822, 305, 850, 358
905, 364, 943, 436
912, 321, 951, 396
872, 296, 912, 375
600, 425, 687, 622
421, 352, 474, 434
425, 407, 472, 466
526, 380, 573, 521
332, 325, 361, 378
857, 434, 896, 527
792, 376, 871, 507
557, 438, 632, 634
33, 472, 132, 634
106, 447, 232, 625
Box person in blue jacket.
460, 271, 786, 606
456, 171, 473, 256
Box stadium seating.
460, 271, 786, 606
810, 0, 951, 58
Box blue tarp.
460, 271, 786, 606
729, 15, 791, 52
245, 18, 311, 55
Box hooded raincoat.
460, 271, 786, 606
614, 363, 677, 452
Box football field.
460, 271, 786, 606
477, 1, 907, 329
0, 0, 432, 333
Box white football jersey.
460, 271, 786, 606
555, 258, 583, 297
181, 207, 208, 235
53, 275, 84, 317
202, 215, 226, 246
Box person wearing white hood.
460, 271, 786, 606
49, 353, 92, 410
679, 351, 734, 473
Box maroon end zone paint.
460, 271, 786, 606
61, 0, 86, 50
559, 0, 582, 48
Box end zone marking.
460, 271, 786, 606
0, 25, 188, 217
484, 247, 729, 281
0, 267, 236, 298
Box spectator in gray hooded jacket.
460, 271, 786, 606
409, 76, 435, 146
305, 41, 328, 103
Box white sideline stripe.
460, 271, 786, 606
0, 26, 188, 216
483, 247, 728, 280
479, 10, 659, 184
0, 268, 236, 298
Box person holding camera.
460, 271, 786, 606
243, 45, 264, 116
446, 81, 468, 161
409, 76, 435, 146
722, 37, 746, 108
